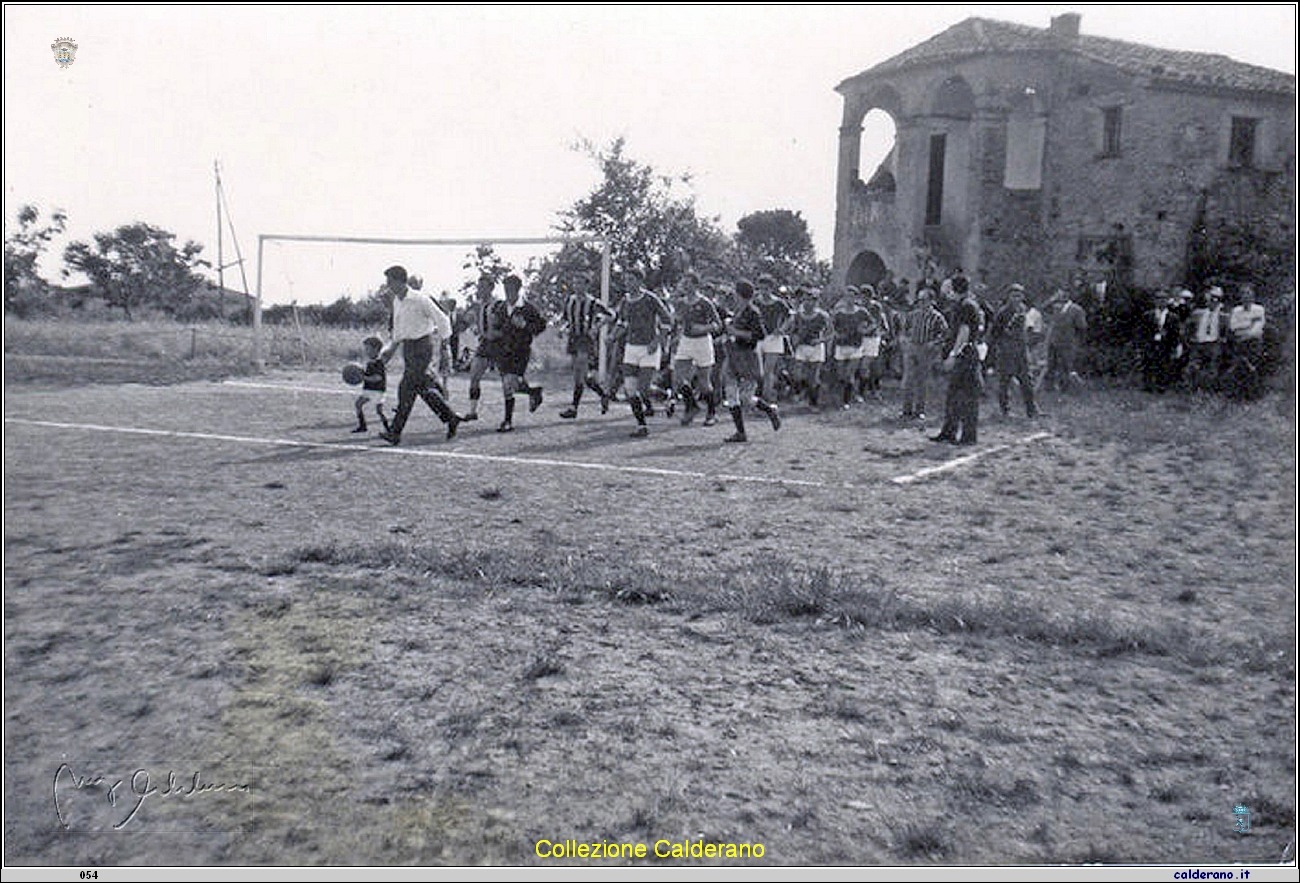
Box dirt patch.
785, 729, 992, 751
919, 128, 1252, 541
3, 372, 1294, 866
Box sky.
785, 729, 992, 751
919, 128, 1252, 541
4, 4, 1296, 306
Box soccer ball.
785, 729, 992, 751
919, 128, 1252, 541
342, 363, 365, 386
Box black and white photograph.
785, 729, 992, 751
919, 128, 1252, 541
3, 4, 1296, 876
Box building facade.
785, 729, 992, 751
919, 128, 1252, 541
833, 13, 1295, 297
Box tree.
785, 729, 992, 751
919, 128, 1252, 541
459, 243, 516, 301
4, 204, 67, 315
534, 138, 731, 314
63, 222, 209, 320
731, 209, 828, 288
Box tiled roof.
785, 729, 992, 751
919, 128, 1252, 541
838, 17, 1295, 96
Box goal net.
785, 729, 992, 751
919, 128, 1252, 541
252, 233, 611, 373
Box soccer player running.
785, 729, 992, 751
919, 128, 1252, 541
462, 276, 501, 423
831, 288, 872, 408
721, 279, 781, 443
616, 268, 674, 438
672, 271, 723, 427
788, 287, 833, 408
491, 274, 547, 433
754, 274, 793, 401
559, 279, 614, 419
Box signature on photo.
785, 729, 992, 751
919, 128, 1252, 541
53, 763, 252, 830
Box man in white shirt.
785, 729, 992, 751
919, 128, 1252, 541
378, 265, 462, 445
1228, 283, 1266, 364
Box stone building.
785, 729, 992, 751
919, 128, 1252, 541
833, 12, 1295, 298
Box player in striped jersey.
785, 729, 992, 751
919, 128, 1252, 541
672, 272, 723, 426
462, 276, 500, 423
559, 281, 613, 419
616, 268, 674, 438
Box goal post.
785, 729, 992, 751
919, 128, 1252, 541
252, 233, 612, 373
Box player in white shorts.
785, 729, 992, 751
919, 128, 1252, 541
831, 288, 872, 408
616, 268, 674, 437
754, 274, 793, 400
788, 288, 833, 407
672, 272, 723, 426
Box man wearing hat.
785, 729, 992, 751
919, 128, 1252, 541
990, 283, 1038, 418
378, 265, 463, 445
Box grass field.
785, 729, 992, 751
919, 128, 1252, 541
3, 360, 1295, 867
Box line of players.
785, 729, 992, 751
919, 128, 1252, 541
585, 270, 890, 434
355, 269, 892, 443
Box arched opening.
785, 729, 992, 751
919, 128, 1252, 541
858, 108, 897, 193
846, 250, 887, 287
932, 75, 975, 119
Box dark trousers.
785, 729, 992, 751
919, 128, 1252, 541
390, 335, 456, 436
997, 350, 1037, 416
938, 347, 982, 443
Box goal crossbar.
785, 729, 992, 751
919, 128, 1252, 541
253, 233, 611, 372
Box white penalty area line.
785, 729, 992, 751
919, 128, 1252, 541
2, 417, 835, 490
890, 431, 1052, 485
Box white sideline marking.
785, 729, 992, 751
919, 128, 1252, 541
223, 380, 355, 396
890, 431, 1052, 485
3, 417, 835, 490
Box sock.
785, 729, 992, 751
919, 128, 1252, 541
679, 385, 697, 410
630, 393, 646, 425
756, 398, 775, 415
572, 385, 583, 409
586, 377, 607, 398
730, 405, 745, 434
503, 395, 515, 423
705, 390, 716, 417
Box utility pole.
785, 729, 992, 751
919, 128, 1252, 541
215, 159, 225, 318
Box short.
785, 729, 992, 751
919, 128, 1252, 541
759, 335, 787, 356
673, 334, 715, 369
794, 343, 825, 364
622, 342, 662, 369
727, 347, 762, 382
863, 335, 882, 359
834, 344, 866, 362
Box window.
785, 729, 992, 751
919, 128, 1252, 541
925, 134, 946, 226
1101, 106, 1122, 156
1230, 116, 1258, 168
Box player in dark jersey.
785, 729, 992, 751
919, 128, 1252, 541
831, 290, 871, 408
754, 274, 793, 401
615, 268, 674, 438
353, 335, 391, 433
722, 279, 781, 443
491, 274, 547, 432
672, 271, 723, 426
787, 288, 833, 407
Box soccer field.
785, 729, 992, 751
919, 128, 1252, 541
3, 371, 1295, 867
